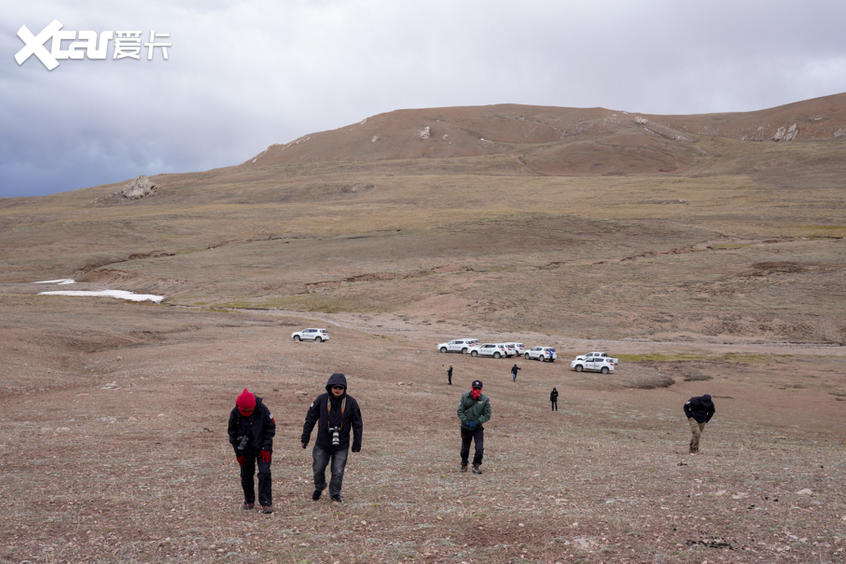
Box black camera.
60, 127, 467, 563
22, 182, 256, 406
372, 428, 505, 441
329, 426, 341, 447
236, 435, 249, 452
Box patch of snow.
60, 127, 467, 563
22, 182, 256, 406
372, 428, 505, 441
34, 278, 75, 285
38, 290, 164, 303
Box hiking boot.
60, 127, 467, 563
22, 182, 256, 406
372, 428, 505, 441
472, 465, 483, 474
312, 490, 322, 501
241, 502, 254, 510
460, 463, 468, 472
330, 494, 343, 503
260, 505, 273, 514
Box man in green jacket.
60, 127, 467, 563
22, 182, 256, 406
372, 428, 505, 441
457, 380, 491, 474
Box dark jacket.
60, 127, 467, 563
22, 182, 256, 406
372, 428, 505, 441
457, 391, 491, 430
684, 394, 715, 423
228, 396, 275, 455
511, 364, 520, 374
301, 373, 363, 452
550, 388, 558, 402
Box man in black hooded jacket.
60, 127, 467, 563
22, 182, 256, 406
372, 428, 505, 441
301, 373, 363, 502
683, 394, 715, 454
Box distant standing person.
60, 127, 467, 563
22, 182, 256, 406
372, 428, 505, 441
550, 387, 559, 411
683, 394, 715, 454
447, 365, 453, 385
228, 388, 276, 514
511, 363, 520, 382
301, 373, 363, 502
457, 380, 491, 474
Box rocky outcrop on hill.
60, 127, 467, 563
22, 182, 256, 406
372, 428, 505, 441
772, 123, 799, 141
742, 127, 766, 142
121, 175, 157, 199
634, 116, 691, 141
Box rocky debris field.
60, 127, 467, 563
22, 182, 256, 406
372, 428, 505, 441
1, 296, 843, 563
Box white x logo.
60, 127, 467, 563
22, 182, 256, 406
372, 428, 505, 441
15, 20, 63, 70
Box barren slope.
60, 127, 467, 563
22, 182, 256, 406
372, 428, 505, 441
1, 94, 845, 563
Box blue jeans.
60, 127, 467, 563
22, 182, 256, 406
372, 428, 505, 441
313, 445, 348, 497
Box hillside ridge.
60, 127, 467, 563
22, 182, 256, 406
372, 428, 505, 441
243, 93, 846, 176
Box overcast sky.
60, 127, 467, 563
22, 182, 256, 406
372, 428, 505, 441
2, 0, 845, 198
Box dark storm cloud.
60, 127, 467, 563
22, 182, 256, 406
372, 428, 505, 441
2, 0, 845, 198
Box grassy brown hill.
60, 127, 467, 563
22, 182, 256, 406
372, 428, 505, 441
1, 95, 845, 562
244, 92, 846, 176
0, 93, 844, 343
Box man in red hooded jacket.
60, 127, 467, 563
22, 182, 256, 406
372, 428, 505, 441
228, 388, 276, 513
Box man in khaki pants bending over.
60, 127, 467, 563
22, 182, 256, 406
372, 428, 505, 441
683, 394, 715, 454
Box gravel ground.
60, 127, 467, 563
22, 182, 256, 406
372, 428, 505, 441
1, 298, 843, 563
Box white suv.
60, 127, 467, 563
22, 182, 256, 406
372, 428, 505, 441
468, 343, 508, 359
437, 338, 479, 354
292, 328, 330, 342
524, 346, 556, 362
575, 352, 619, 366
504, 342, 526, 356
497, 343, 517, 357
570, 355, 615, 374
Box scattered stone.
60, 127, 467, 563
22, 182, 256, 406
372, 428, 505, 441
785, 123, 799, 141
834, 127, 846, 139
743, 126, 766, 141
796, 488, 813, 496
418, 126, 431, 140
772, 123, 798, 141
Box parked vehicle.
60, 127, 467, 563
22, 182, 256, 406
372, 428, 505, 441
437, 338, 480, 354
570, 355, 615, 374
291, 328, 330, 342
575, 351, 619, 365
468, 343, 509, 359
497, 343, 518, 357
524, 346, 556, 362
504, 342, 526, 356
